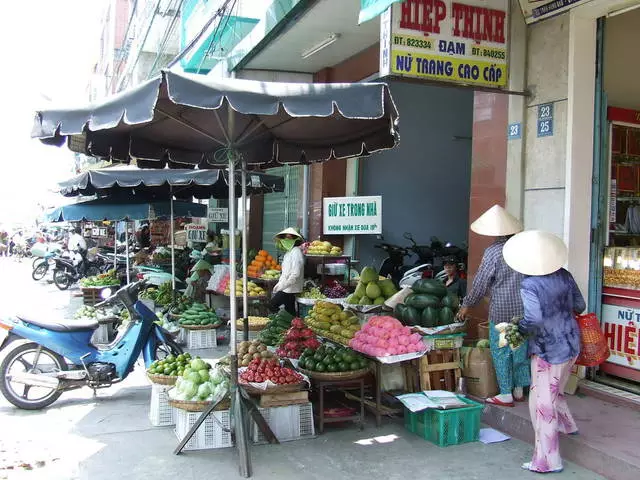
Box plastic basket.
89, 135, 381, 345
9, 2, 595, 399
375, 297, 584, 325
149, 384, 175, 427
236, 330, 259, 343
180, 328, 217, 349
252, 402, 315, 444
404, 396, 483, 447
174, 409, 233, 451
297, 302, 314, 318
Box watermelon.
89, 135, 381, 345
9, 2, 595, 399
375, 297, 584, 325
442, 294, 460, 310
405, 293, 441, 309
412, 279, 447, 298
439, 307, 456, 326
403, 306, 421, 326
421, 306, 440, 328
394, 303, 408, 321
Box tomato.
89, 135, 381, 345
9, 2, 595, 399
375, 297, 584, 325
246, 374, 255, 382
255, 375, 263, 383
266, 369, 274, 377
278, 376, 285, 384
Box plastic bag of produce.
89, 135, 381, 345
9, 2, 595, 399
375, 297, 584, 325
384, 286, 413, 309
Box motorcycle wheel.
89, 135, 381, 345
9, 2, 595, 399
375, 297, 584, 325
153, 337, 183, 360
0, 342, 67, 410
53, 269, 72, 291
32, 263, 48, 281
32, 257, 44, 269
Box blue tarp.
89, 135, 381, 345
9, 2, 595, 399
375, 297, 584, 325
44, 197, 207, 222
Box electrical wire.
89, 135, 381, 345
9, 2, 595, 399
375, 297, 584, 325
146, 0, 185, 78
195, 0, 237, 74
166, 0, 233, 69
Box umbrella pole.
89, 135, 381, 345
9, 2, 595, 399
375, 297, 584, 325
170, 187, 176, 292
114, 225, 117, 270
241, 161, 249, 342
125, 221, 130, 285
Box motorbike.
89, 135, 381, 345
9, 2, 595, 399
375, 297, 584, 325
375, 240, 411, 286
31, 250, 59, 281
399, 237, 468, 288
0, 280, 182, 410
51, 253, 105, 290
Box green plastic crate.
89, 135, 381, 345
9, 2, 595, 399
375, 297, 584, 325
404, 396, 483, 447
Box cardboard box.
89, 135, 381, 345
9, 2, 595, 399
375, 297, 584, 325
461, 347, 498, 398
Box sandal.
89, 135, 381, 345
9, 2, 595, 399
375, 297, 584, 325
485, 396, 514, 407
521, 462, 564, 474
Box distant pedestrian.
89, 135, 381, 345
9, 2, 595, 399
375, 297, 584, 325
503, 230, 584, 474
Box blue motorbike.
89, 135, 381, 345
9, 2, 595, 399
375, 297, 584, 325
0, 281, 182, 410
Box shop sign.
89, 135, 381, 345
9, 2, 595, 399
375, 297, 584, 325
518, 0, 595, 24
602, 304, 640, 371
208, 207, 229, 223
379, 0, 509, 89
323, 196, 382, 235
185, 224, 207, 242
609, 179, 617, 223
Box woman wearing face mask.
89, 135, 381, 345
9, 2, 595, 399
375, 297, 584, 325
269, 228, 305, 316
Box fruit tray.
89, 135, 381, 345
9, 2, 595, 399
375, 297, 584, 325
169, 397, 231, 412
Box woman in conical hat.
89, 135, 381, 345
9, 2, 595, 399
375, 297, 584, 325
503, 230, 584, 473
270, 228, 304, 316
187, 259, 213, 303
457, 205, 530, 406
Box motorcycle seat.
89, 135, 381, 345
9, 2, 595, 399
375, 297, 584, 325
16, 315, 98, 332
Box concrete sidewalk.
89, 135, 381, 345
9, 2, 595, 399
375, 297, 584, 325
0, 367, 605, 480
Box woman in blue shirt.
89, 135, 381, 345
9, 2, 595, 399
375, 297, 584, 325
503, 230, 584, 474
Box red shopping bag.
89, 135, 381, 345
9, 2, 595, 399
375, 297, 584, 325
575, 313, 611, 367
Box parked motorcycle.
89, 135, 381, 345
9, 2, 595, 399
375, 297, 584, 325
375, 240, 410, 286
31, 251, 59, 281
0, 280, 182, 410
51, 253, 105, 290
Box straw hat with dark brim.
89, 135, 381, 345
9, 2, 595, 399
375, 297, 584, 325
274, 227, 303, 241
191, 259, 213, 272
470, 205, 523, 237
503, 230, 567, 276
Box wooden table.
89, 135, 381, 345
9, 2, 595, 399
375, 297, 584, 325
314, 377, 365, 433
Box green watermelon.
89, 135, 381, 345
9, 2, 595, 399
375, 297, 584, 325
439, 307, 456, 326
421, 306, 440, 328
395, 303, 408, 322
403, 306, 421, 326
412, 279, 447, 298
442, 294, 460, 310
405, 293, 441, 309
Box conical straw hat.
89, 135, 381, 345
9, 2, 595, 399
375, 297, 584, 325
274, 227, 303, 240
470, 205, 523, 237
503, 230, 567, 276
191, 259, 213, 272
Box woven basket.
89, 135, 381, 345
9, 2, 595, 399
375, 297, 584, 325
168, 397, 231, 412
297, 366, 371, 382
168, 312, 182, 321
240, 381, 305, 396
180, 323, 221, 331
147, 372, 178, 386
236, 322, 268, 332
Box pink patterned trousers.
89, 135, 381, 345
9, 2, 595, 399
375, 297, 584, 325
528, 355, 579, 473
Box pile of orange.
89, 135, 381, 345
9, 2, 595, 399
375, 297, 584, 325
247, 250, 281, 278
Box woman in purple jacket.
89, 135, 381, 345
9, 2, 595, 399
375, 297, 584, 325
503, 230, 585, 474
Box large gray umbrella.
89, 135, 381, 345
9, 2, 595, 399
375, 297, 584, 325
32, 71, 399, 476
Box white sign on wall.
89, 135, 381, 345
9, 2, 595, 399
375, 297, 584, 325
323, 196, 382, 235
518, 0, 594, 24
602, 303, 640, 371
185, 224, 207, 242
208, 207, 229, 223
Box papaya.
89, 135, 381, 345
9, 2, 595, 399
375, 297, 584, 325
412, 279, 447, 298
405, 293, 441, 309
421, 306, 440, 328
402, 306, 421, 326
442, 294, 460, 310
439, 307, 456, 326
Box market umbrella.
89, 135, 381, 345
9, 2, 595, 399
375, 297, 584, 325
44, 197, 207, 222
32, 71, 399, 476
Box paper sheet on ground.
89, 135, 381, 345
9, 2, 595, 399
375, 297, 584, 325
479, 428, 511, 444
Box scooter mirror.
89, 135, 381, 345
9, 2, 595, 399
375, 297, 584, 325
100, 288, 113, 299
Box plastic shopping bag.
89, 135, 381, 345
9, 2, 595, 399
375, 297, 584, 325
575, 313, 610, 367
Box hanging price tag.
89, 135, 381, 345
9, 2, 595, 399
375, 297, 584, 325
250, 175, 261, 187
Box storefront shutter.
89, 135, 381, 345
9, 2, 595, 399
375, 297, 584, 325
262, 165, 301, 258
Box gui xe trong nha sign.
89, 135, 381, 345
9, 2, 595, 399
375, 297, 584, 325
323, 196, 382, 235
380, 0, 509, 88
